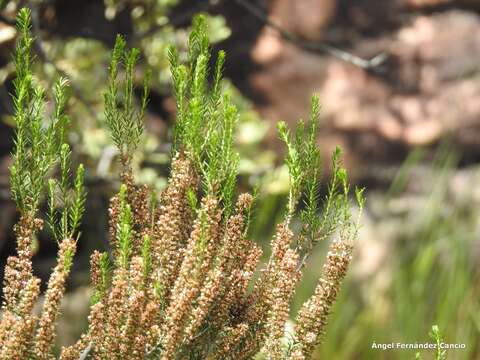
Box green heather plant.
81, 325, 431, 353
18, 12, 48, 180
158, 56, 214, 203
0, 8, 364, 360
416, 326, 447, 360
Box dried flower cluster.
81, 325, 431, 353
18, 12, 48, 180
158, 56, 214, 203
0, 8, 364, 360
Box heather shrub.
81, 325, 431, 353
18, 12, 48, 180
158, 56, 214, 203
0, 8, 364, 360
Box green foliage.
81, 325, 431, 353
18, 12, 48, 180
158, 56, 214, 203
297, 97, 322, 231
46, 143, 86, 242
315, 147, 362, 245
59, 144, 72, 238
117, 184, 133, 268
415, 325, 447, 360
430, 325, 447, 360
168, 15, 239, 214
10, 8, 69, 216
63, 246, 75, 273
104, 35, 150, 166
10, 8, 86, 243
278, 98, 365, 258
277, 96, 330, 221
277, 121, 302, 216
70, 163, 86, 237
203, 94, 239, 216
186, 187, 199, 212
91, 252, 112, 305
193, 205, 210, 260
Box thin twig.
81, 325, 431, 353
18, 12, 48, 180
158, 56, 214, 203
233, 0, 387, 70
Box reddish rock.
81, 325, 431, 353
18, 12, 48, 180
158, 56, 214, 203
218, 2, 480, 177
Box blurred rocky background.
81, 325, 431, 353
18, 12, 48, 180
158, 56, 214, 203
0, 0, 479, 359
